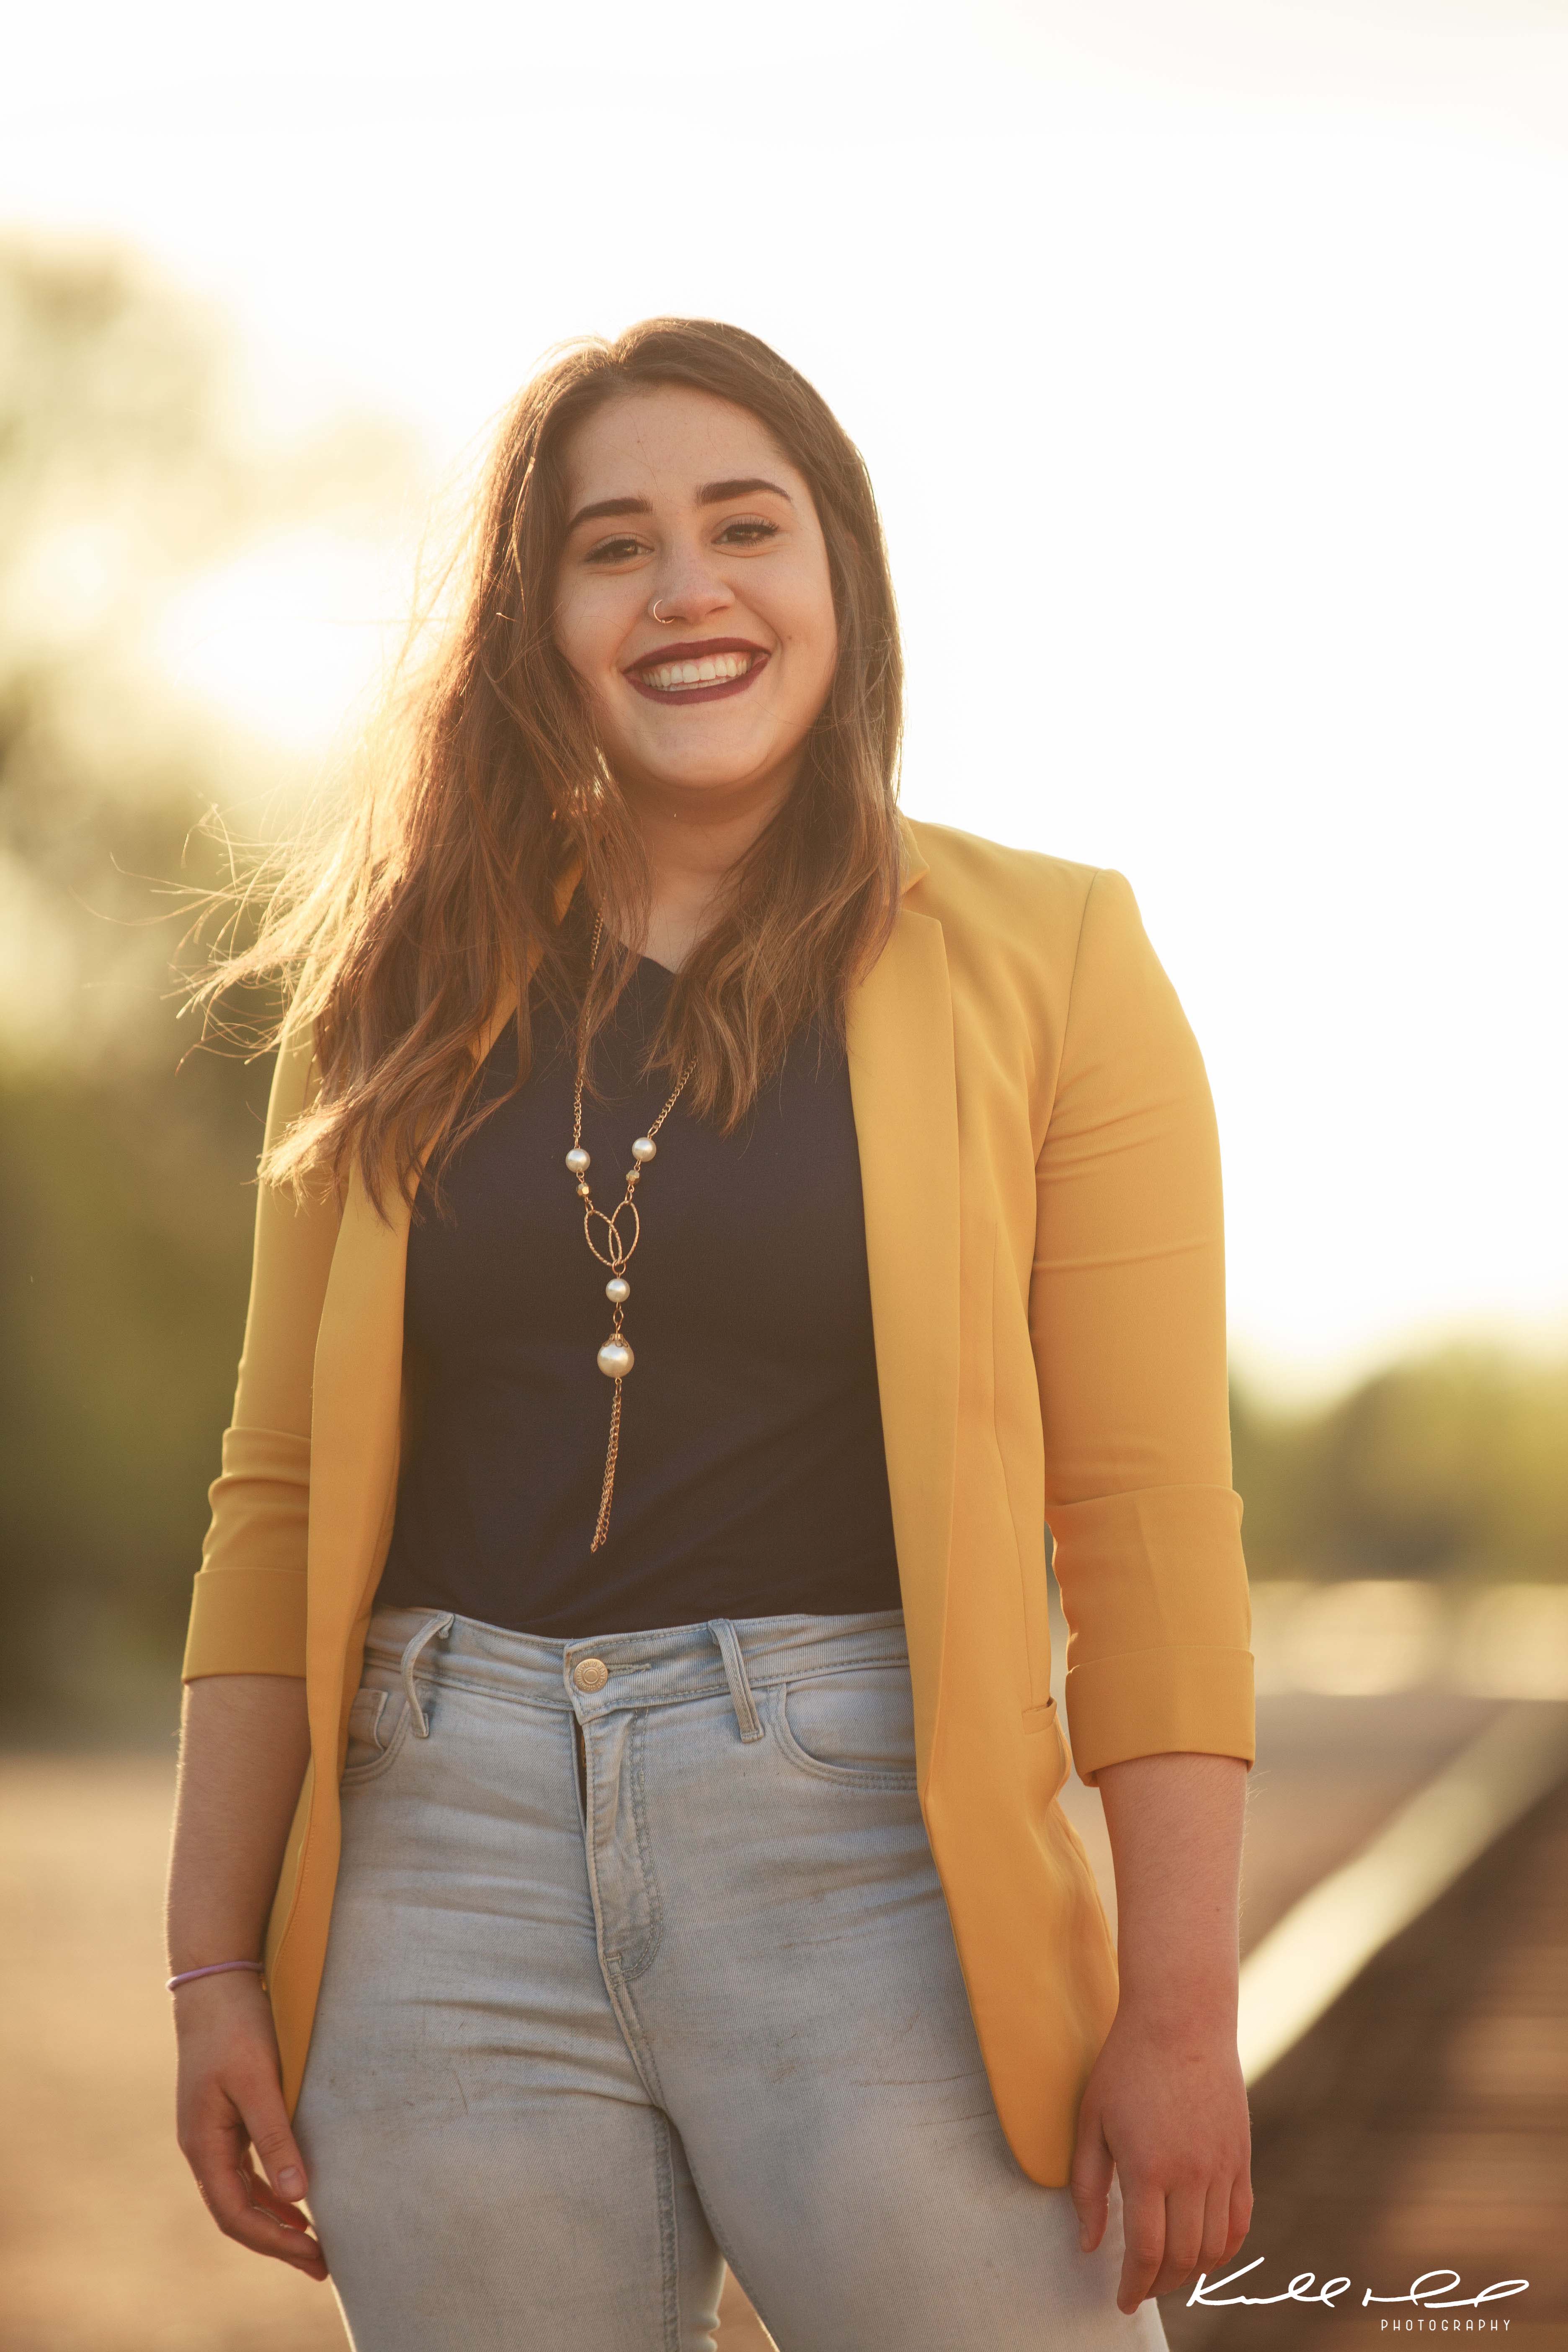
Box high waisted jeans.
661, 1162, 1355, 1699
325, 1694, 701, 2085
293, 1604, 1163, 2352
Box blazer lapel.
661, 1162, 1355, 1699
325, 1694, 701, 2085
846, 828, 960, 1784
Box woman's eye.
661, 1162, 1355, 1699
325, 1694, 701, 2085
584, 535, 646, 565
716, 518, 779, 547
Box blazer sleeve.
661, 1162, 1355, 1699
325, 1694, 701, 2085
1031, 867, 1254, 1783
181, 1024, 342, 1679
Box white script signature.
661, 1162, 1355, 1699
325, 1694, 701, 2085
1188, 2260, 1529, 2313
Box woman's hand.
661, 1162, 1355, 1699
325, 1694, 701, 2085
1076, 1748, 1253, 2313
167, 1674, 317, 2270
1070, 1993, 1251, 2313
173, 1972, 329, 2282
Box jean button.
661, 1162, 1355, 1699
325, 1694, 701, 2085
573, 1657, 609, 1693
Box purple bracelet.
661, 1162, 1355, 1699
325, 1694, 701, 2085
167, 1960, 266, 1991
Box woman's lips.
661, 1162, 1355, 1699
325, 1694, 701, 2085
625, 640, 770, 707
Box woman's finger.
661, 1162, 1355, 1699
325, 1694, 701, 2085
184, 2125, 326, 2270
1196, 2172, 1236, 2277
1149, 2179, 1206, 2299
236, 2157, 331, 2277
1225, 2164, 1255, 2262
1116, 2173, 1167, 2314
1069, 2107, 1115, 2254
232, 2063, 310, 2205
246, 2168, 318, 2235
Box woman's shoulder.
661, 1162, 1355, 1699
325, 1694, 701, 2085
898, 819, 1194, 1078
903, 815, 1098, 898
900, 816, 1141, 966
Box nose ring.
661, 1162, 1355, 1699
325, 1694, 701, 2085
651, 599, 677, 625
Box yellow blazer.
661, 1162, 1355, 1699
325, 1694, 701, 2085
183, 816, 1253, 2187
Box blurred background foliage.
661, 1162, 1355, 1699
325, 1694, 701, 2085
1, 234, 1563, 1742
0, 235, 413, 1737
1232, 1350, 1568, 1583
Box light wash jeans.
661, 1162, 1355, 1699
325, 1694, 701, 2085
294, 1604, 1164, 2352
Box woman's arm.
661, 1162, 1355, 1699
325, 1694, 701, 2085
1027, 865, 1256, 2298
1070, 1752, 1251, 2313
170, 1020, 339, 2274
167, 1671, 327, 2277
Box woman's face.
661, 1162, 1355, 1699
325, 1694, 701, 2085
553, 384, 838, 811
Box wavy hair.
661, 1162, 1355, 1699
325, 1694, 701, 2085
195, 319, 904, 1212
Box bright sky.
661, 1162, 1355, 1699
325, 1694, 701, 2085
4, 0, 1566, 1401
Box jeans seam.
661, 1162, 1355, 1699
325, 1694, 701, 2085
601, 1953, 671, 2122
578, 1716, 668, 2112
572, 1715, 588, 1836
363, 1670, 573, 1714
618, 1710, 665, 1981
361, 1655, 911, 1716
676, 2137, 778, 2348
652, 2108, 681, 2352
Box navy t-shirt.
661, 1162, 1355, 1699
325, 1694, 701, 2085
377, 906, 902, 1637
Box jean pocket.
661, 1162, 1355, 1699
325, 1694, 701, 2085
340, 1679, 412, 1785
775, 1662, 919, 1789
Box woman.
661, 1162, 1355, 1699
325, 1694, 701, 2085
167, 318, 1255, 2352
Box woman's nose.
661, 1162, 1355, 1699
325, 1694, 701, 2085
646, 565, 733, 627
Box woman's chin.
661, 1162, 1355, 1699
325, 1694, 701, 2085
611, 734, 805, 807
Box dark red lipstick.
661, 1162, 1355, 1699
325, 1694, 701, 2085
624, 637, 770, 706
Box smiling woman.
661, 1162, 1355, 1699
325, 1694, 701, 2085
168, 318, 1255, 2352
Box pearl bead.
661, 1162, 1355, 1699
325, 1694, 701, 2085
630, 1136, 657, 1163
565, 1147, 591, 1175
597, 1335, 634, 1379
605, 1277, 630, 1303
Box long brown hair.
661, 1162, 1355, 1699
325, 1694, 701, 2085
198, 318, 905, 1212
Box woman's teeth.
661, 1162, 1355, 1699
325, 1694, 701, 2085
639, 651, 754, 691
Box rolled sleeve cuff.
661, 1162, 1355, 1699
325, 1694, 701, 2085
183, 1568, 308, 1679
1065, 1643, 1256, 1783
182, 1425, 311, 1679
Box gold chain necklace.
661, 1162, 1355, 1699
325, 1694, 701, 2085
566, 915, 695, 1551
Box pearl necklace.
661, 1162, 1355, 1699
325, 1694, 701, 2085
565, 915, 694, 1552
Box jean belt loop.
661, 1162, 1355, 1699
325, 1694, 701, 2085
709, 1618, 764, 1743
399, 1612, 455, 1740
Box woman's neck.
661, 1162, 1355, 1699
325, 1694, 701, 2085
619, 761, 797, 972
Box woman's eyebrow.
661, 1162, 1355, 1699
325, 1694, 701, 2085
697, 477, 793, 507
566, 494, 651, 531
565, 477, 794, 534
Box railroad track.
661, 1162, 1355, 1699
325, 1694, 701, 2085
1166, 1727, 1568, 2348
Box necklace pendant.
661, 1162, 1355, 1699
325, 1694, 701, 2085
597, 1334, 634, 1379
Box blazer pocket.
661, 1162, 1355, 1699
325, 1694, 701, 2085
1022, 1697, 1058, 1735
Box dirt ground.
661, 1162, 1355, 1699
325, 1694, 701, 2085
0, 1756, 773, 2352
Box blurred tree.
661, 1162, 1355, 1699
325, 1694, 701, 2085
0, 237, 414, 1736
1232, 1345, 1568, 1584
